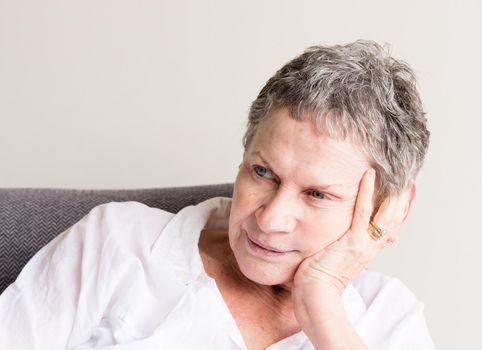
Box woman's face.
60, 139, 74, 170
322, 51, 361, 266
228, 108, 371, 286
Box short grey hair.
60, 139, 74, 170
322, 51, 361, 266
242, 40, 429, 206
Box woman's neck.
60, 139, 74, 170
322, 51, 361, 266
199, 229, 295, 312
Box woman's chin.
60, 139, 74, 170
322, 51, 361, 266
237, 260, 295, 287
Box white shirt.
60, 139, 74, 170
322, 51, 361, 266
0, 197, 435, 349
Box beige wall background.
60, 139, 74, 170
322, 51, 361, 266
1, 0, 481, 348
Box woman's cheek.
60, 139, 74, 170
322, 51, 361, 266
231, 170, 261, 224
301, 208, 354, 252
234, 166, 275, 205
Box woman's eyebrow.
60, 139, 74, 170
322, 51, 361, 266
250, 150, 346, 190
251, 151, 274, 170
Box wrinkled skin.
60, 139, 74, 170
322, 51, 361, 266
227, 108, 415, 347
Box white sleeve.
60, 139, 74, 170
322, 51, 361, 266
0, 202, 135, 350
353, 271, 436, 349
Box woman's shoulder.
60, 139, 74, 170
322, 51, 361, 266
84, 201, 176, 230
86, 200, 175, 220
73, 197, 231, 259
53, 201, 177, 254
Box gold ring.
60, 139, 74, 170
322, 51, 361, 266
368, 221, 387, 241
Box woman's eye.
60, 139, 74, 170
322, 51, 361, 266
308, 189, 326, 200
253, 165, 272, 178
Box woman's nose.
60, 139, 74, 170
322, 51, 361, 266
254, 189, 298, 234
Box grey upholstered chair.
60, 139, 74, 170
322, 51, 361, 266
0, 184, 234, 294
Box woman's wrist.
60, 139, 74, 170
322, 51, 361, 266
293, 282, 367, 350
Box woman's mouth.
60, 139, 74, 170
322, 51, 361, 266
245, 232, 291, 258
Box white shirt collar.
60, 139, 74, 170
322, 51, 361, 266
152, 197, 366, 322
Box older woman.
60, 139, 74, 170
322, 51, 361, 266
0, 41, 434, 349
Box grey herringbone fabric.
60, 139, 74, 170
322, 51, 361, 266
0, 183, 233, 293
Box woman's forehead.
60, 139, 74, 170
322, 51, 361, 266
243, 109, 371, 192
248, 110, 369, 166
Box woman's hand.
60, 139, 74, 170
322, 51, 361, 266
291, 168, 414, 349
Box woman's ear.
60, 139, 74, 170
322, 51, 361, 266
387, 181, 417, 243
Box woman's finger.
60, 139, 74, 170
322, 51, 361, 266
371, 189, 411, 248
350, 168, 376, 235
